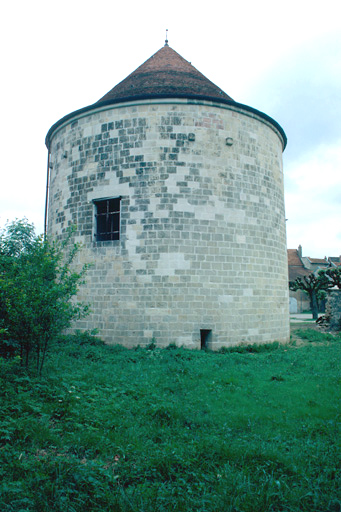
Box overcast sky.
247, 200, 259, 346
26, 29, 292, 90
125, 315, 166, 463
1, 0, 340, 257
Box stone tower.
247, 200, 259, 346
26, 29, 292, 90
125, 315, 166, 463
45, 43, 289, 349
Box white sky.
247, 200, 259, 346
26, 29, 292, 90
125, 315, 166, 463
1, 0, 340, 258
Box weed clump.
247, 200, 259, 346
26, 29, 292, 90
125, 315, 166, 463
295, 328, 340, 343
219, 341, 281, 354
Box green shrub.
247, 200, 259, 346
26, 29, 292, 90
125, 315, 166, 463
0, 220, 89, 374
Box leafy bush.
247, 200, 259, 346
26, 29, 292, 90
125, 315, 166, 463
0, 219, 89, 374
58, 331, 105, 347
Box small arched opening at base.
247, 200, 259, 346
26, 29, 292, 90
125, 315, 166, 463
200, 329, 212, 350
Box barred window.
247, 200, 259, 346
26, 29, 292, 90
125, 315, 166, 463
94, 197, 121, 241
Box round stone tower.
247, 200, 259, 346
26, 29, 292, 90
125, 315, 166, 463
45, 43, 289, 349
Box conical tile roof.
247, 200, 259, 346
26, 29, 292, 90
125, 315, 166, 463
45, 44, 287, 150
95, 44, 234, 105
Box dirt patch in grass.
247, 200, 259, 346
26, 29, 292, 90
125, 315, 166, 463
290, 322, 320, 345
290, 323, 340, 347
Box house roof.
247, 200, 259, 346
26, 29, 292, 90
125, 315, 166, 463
329, 256, 341, 264
45, 44, 287, 150
307, 257, 328, 265
96, 44, 234, 105
288, 248, 312, 283
287, 249, 302, 266
288, 248, 340, 282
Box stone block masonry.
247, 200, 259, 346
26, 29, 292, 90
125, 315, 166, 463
48, 98, 289, 348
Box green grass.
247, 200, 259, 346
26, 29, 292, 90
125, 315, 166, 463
0, 329, 340, 512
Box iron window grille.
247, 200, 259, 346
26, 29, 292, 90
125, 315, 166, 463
94, 197, 121, 241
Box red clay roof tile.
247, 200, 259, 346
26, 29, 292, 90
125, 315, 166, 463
96, 45, 234, 105
45, 44, 287, 150
287, 249, 302, 266
307, 258, 328, 264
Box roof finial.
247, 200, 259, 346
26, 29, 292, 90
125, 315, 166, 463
165, 29, 169, 46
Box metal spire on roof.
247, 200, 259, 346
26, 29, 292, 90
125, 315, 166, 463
165, 29, 169, 46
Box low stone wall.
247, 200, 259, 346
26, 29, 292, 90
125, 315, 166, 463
325, 289, 341, 330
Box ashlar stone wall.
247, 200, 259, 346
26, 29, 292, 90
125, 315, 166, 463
48, 99, 289, 348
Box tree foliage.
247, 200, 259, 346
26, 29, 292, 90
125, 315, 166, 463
289, 272, 331, 319
0, 219, 89, 374
323, 267, 341, 289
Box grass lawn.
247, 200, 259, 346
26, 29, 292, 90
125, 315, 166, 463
0, 327, 340, 512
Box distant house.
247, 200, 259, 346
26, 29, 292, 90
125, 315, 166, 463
288, 246, 312, 283
328, 256, 341, 268
288, 246, 312, 313
288, 247, 340, 313
301, 256, 329, 272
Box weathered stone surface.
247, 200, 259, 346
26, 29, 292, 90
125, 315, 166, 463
47, 99, 289, 348
325, 289, 341, 330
